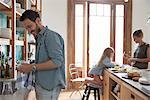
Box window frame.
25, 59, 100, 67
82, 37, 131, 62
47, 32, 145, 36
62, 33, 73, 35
67, 0, 132, 89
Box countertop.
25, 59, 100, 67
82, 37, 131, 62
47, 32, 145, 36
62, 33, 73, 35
108, 69, 150, 97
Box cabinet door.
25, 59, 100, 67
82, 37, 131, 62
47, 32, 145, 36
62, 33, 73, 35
122, 83, 146, 100
103, 70, 109, 100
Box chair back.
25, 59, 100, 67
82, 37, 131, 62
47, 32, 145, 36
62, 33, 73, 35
69, 64, 80, 80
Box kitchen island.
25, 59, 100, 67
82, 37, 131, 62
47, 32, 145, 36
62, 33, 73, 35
103, 69, 150, 100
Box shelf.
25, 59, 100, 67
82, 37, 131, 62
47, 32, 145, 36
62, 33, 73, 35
0, 1, 22, 18
10, 40, 24, 46
110, 91, 120, 100
28, 42, 36, 45
0, 38, 10, 45
0, 0, 11, 16
0, 0, 11, 10
16, 40, 24, 46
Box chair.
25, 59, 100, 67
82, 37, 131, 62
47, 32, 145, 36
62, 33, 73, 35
69, 64, 85, 97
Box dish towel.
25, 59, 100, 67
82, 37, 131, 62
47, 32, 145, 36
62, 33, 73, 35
16, 71, 35, 90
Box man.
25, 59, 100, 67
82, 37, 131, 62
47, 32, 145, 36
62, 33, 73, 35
17, 10, 66, 100
124, 29, 150, 69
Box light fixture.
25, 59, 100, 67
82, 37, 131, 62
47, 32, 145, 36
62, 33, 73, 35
124, 0, 128, 2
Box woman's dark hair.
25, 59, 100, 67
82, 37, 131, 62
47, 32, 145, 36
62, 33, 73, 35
20, 10, 40, 22
133, 29, 143, 37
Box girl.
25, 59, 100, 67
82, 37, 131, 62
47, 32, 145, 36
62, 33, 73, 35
86, 47, 115, 88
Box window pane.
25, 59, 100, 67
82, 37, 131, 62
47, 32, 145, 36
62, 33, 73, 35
115, 5, 124, 65
75, 4, 83, 67
116, 5, 124, 16
104, 4, 111, 16
75, 4, 83, 16
90, 4, 97, 16
97, 4, 103, 16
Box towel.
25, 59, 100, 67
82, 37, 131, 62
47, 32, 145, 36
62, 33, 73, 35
16, 71, 35, 90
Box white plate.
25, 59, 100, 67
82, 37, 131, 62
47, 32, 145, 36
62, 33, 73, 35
139, 77, 150, 85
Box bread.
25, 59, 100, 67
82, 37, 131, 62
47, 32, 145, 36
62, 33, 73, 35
132, 72, 140, 77
132, 76, 140, 81
127, 72, 140, 78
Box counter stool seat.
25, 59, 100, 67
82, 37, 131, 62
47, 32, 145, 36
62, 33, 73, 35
82, 85, 100, 100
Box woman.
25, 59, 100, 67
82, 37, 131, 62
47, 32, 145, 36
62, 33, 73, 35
86, 47, 115, 88
125, 29, 150, 69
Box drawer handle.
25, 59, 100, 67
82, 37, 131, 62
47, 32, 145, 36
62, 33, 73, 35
131, 94, 135, 99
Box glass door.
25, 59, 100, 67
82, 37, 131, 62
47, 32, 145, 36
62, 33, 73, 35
89, 3, 111, 67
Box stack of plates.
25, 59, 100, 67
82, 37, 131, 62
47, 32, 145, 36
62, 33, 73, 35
139, 77, 150, 85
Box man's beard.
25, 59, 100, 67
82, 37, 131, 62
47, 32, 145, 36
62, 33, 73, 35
31, 25, 41, 39
36, 24, 41, 33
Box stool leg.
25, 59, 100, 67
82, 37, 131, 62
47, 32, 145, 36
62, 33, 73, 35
94, 89, 97, 100
97, 89, 100, 100
82, 86, 88, 100
2, 83, 5, 95
86, 87, 91, 100
9, 82, 13, 94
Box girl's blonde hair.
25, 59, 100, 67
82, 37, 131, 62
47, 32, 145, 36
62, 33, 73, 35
97, 47, 114, 66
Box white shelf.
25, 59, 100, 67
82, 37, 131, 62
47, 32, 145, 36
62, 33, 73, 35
16, 40, 24, 46
0, 38, 10, 45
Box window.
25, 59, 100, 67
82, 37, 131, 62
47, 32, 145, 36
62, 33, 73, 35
89, 4, 111, 67
75, 4, 84, 67
115, 5, 124, 65
67, 0, 132, 76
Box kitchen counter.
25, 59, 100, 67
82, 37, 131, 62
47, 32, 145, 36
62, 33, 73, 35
103, 69, 150, 100
112, 71, 150, 96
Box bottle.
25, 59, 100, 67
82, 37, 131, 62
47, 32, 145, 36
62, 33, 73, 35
5, 58, 10, 78
1, 52, 5, 78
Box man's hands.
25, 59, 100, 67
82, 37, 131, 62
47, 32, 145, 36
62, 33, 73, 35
123, 52, 131, 59
16, 63, 32, 73
123, 52, 136, 65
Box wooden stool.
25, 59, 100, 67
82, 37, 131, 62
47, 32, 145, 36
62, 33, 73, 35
82, 85, 100, 100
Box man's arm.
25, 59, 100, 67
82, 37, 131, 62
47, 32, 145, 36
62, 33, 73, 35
17, 31, 64, 73
17, 60, 58, 73
35, 60, 58, 70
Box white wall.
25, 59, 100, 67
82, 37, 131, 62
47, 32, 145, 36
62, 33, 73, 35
42, 0, 67, 39
132, 0, 150, 52
42, 0, 67, 62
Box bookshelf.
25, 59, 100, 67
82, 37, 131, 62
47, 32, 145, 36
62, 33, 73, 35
0, 0, 41, 79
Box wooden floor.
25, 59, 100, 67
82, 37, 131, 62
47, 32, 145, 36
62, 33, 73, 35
27, 89, 101, 100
